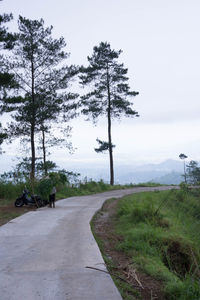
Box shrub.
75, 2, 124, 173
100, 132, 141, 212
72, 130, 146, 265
35, 178, 52, 201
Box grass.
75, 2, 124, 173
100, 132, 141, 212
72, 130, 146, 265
0, 182, 25, 203
114, 188, 200, 299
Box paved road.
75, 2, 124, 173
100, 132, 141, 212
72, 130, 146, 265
0, 186, 177, 300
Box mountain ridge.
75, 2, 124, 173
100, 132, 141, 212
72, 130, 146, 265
66, 159, 185, 184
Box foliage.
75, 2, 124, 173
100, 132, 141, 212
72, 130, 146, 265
0, 157, 58, 183
179, 153, 188, 160
0, 12, 17, 94
0, 13, 17, 50
35, 178, 52, 200
94, 138, 115, 153
186, 160, 200, 184
34, 171, 68, 200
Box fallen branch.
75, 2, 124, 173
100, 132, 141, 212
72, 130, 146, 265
132, 269, 144, 289
85, 266, 141, 289
123, 267, 144, 289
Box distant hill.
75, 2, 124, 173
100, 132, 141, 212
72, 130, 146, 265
67, 159, 184, 184
152, 171, 182, 185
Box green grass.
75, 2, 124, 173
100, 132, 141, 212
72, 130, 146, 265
56, 180, 152, 199
56, 181, 167, 199
114, 189, 200, 299
0, 182, 25, 203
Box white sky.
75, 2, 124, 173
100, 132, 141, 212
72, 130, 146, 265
1, 0, 200, 171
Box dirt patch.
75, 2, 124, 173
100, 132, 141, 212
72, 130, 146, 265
92, 197, 166, 300
0, 203, 36, 226
162, 241, 192, 278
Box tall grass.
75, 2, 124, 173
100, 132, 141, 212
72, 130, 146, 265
56, 180, 131, 198
0, 182, 25, 204
115, 188, 200, 299
0, 178, 136, 205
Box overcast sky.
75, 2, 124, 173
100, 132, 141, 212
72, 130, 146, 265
1, 0, 200, 172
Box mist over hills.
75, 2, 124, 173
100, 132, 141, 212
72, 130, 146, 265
0, 156, 184, 184
67, 159, 184, 184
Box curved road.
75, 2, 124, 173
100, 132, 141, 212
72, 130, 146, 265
0, 186, 176, 300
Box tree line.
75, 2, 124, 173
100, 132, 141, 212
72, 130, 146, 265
0, 11, 139, 186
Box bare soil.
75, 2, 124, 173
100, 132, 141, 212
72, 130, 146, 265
92, 198, 166, 300
0, 202, 36, 226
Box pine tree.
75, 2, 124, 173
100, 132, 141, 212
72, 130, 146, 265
79, 42, 139, 185
0, 12, 18, 147
2, 16, 78, 181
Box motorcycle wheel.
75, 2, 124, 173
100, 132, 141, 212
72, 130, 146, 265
15, 198, 24, 207
35, 196, 43, 207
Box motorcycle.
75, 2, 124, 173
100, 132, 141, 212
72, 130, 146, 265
15, 188, 44, 208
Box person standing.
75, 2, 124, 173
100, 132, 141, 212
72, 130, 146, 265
49, 186, 56, 208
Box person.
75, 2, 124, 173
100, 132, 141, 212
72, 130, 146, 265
49, 186, 56, 208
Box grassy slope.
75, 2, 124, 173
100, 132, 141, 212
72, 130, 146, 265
114, 189, 200, 299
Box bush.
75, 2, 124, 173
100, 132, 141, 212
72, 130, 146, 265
35, 178, 52, 201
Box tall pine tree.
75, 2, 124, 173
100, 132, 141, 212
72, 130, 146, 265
2, 16, 78, 180
80, 42, 139, 185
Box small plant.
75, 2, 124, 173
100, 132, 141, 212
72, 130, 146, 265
179, 182, 190, 193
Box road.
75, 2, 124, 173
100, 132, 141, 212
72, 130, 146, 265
0, 186, 176, 300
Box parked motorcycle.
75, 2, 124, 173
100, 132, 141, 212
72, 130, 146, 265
15, 188, 44, 208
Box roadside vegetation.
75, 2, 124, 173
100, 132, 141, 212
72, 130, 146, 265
0, 172, 160, 226
92, 185, 200, 300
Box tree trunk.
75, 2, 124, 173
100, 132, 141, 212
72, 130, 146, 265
184, 160, 187, 184
106, 64, 114, 185
42, 128, 47, 176
30, 48, 36, 183
108, 108, 114, 185
30, 123, 35, 181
